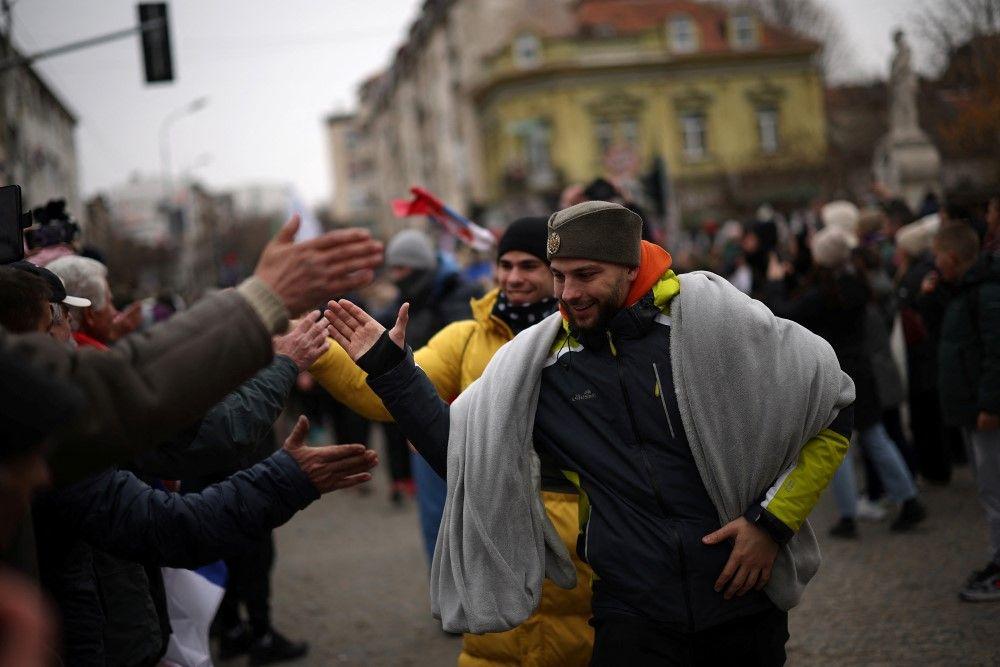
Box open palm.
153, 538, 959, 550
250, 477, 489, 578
324, 299, 409, 362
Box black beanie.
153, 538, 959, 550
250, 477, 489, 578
497, 216, 549, 263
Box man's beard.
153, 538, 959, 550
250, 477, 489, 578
561, 279, 628, 332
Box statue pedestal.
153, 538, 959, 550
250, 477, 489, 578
874, 130, 942, 212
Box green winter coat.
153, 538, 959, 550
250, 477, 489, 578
937, 257, 1000, 427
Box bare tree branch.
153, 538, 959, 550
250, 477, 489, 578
910, 0, 1000, 71
718, 0, 855, 79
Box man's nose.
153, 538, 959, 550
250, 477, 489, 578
561, 280, 582, 301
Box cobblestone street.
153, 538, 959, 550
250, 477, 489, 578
220, 452, 997, 666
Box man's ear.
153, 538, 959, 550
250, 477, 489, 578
626, 266, 640, 282
81, 307, 96, 329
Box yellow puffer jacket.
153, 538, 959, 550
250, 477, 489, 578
310, 289, 594, 666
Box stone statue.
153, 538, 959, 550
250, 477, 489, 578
872, 29, 941, 211
889, 30, 919, 139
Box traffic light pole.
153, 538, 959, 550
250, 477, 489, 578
0, 16, 165, 73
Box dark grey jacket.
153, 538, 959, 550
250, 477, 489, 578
135, 355, 298, 478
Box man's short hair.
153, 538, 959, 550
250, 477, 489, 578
0, 266, 52, 333
934, 222, 980, 263
46, 255, 109, 310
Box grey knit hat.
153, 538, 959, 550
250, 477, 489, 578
546, 201, 642, 266
810, 226, 858, 269
385, 229, 436, 270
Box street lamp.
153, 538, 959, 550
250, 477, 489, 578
159, 96, 208, 200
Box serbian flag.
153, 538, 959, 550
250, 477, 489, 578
392, 187, 495, 251
161, 562, 227, 667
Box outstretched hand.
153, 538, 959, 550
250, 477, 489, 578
273, 311, 330, 370
324, 299, 409, 362
282, 415, 378, 494
253, 215, 384, 318
109, 301, 143, 342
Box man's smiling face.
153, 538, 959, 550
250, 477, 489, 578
550, 257, 637, 331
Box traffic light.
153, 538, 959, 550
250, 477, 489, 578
138, 3, 173, 83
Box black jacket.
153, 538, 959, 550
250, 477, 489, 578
385, 265, 482, 349
70, 356, 299, 666
35, 393, 313, 667
765, 271, 882, 430
898, 254, 946, 393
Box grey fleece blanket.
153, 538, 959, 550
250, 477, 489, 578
432, 270, 854, 633
431, 311, 574, 634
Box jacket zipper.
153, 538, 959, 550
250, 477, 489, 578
652, 362, 677, 439
607, 330, 695, 632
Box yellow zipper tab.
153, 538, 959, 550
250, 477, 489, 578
606, 331, 618, 356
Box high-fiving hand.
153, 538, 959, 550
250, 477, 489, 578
273, 312, 330, 371
253, 215, 384, 318
323, 299, 409, 362
282, 415, 379, 494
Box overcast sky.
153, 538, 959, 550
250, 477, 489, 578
14, 0, 920, 208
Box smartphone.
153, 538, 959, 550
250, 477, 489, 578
0, 185, 27, 264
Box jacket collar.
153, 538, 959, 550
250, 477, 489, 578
73, 330, 109, 350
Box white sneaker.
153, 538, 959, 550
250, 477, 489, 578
856, 497, 887, 522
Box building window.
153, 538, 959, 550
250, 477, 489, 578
595, 119, 614, 155
594, 117, 639, 154
513, 34, 541, 69
510, 118, 554, 189
757, 108, 779, 153
594, 116, 641, 177
681, 112, 707, 160
668, 16, 698, 54
732, 14, 757, 49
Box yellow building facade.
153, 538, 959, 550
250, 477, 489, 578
475, 2, 828, 224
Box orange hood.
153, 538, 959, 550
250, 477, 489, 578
624, 241, 673, 307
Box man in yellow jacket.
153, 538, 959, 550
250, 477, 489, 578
309, 217, 594, 666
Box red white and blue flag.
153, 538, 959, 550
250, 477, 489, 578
392, 186, 495, 251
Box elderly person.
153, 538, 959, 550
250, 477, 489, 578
8, 260, 91, 348
45, 256, 121, 349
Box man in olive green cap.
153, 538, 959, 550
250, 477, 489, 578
326, 200, 856, 665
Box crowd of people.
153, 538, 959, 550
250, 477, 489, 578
675, 191, 999, 599
0, 178, 997, 666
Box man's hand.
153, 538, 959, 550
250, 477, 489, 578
324, 299, 409, 362
282, 415, 378, 493
766, 252, 789, 282
977, 411, 1000, 432
920, 270, 939, 295
703, 517, 780, 599
109, 302, 143, 342
253, 215, 384, 318
273, 312, 330, 371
